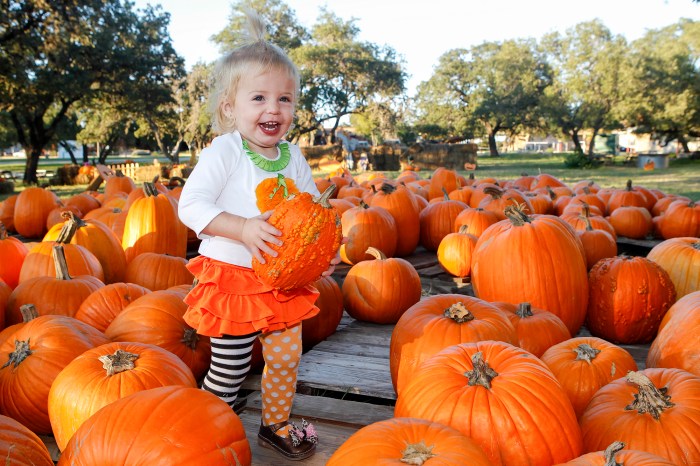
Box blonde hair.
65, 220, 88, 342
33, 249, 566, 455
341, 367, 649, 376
209, 10, 300, 135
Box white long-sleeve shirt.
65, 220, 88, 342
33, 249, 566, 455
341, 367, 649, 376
178, 131, 319, 267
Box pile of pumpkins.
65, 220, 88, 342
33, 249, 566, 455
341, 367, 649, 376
0, 165, 698, 465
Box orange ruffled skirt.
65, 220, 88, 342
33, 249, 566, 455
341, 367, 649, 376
183, 256, 320, 337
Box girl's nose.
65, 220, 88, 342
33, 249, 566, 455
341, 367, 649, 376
267, 100, 280, 113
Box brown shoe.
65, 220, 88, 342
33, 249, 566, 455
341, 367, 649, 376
257, 420, 317, 461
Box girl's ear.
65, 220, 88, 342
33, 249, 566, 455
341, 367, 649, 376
221, 100, 234, 119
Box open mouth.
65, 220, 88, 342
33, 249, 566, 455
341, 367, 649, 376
260, 122, 281, 134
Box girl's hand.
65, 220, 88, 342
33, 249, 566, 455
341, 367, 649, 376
241, 211, 282, 263
321, 237, 347, 277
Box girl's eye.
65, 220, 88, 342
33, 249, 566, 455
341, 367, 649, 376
280, 96, 291, 103
253, 95, 264, 101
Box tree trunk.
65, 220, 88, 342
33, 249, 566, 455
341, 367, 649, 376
587, 127, 601, 158
488, 132, 500, 157
58, 140, 79, 165
23, 149, 41, 185
678, 135, 690, 153
571, 131, 584, 154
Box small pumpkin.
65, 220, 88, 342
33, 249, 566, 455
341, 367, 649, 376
303, 276, 344, 351
496, 302, 571, 357
554, 441, 677, 466
437, 225, 478, 278
125, 252, 194, 291
252, 185, 342, 291
342, 247, 421, 324
13, 187, 61, 238
340, 202, 397, 265
255, 173, 299, 212
74, 282, 151, 332
0, 222, 28, 288
0, 414, 54, 466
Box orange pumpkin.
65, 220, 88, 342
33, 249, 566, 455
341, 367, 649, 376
0, 314, 109, 434
428, 167, 462, 200
0, 195, 18, 232
587, 255, 675, 344
342, 247, 421, 324
0, 280, 9, 329
419, 196, 468, 251
540, 337, 638, 418
395, 341, 583, 466
48, 341, 197, 451
655, 199, 700, 239
253, 185, 342, 291
327, 417, 492, 465
104, 171, 136, 198
606, 179, 647, 214
83, 206, 127, 241
647, 237, 700, 299
121, 182, 187, 263
13, 187, 61, 238
580, 369, 700, 465
389, 294, 516, 394
302, 276, 344, 351
44, 212, 127, 284
646, 291, 700, 377
437, 225, 478, 278
255, 173, 299, 212
555, 441, 677, 465
560, 204, 616, 240
496, 302, 570, 357
477, 186, 534, 220
453, 207, 500, 237
105, 289, 211, 380
57, 386, 251, 465
340, 202, 397, 265
64, 192, 101, 216
575, 219, 617, 270
608, 205, 652, 239
0, 414, 54, 465
0, 222, 28, 288
6, 245, 104, 325
370, 182, 421, 257
472, 204, 589, 336
125, 252, 194, 291
74, 282, 151, 332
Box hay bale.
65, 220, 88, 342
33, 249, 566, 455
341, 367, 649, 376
0, 180, 14, 195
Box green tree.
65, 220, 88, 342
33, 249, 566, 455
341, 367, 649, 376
619, 19, 699, 152
0, 0, 183, 183
180, 63, 214, 158
291, 9, 405, 142
414, 39, 550, 156
540, 20, 627, 156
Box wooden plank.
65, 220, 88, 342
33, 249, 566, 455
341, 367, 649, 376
245, 392, 394, 428
308, 341, 390, 359
301, 351, 390, 372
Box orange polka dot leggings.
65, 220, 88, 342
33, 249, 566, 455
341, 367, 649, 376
202, 324, 302, 438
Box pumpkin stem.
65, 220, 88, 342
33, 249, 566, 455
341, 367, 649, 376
365, 247, 387, 261
625, 179, 633, 191
483, 186, 504, 199
1, 339, 32, 369
181, 328, 200, 350
624, 371, 675, 420
98, 349, 140, 376
515, 302, 533, 318
400, 441, 437, 465
582, 186, 591, 195
359, 200, 369, 209
546, 186, 557, 199
56, 211, 81, 243
380, 182, 397, 195
465, 352, 498, 389
579, 203, 592, 219
582, 212, 594, 231
314, 184, 337, 208
441, 187, 450, 200
443, 302, 475, 323
573, 344, 601, 364
0, 222, 7, 240
143, 182, 159, 197
602, 441, 625, 466
52, 245, 73, 281
692, 241, 700, 251
469, 172, 475, 180
19, 304, 39, 323
504, 204, 531, 226
114, 170, 125, 177
457, 225, 469, 234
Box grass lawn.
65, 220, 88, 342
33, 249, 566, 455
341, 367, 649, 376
1, 152, 698, 201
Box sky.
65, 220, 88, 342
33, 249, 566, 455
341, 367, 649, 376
133, 0, 699, 95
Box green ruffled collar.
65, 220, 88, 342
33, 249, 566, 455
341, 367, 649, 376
242, 139, 291, 172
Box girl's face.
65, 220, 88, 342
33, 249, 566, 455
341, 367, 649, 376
224, 68, 296, 158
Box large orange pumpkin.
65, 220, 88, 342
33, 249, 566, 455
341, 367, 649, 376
453, 206, 500, 237
342, 247, 421, 324
13, 187, 60, 238
6, 245, 105, 325
121, 182, 187, 263
43, 212, 126, 284
419, 196, 468, 251
0, 314, 109, 434
655, 199, 700, 239
608, 205, 652, 239
580, 368, 700, 465
327, 417, 492, 465
57, 386, 251, 465
555, 441, 677, 466
0, 414, 54, 466
48, 341, 197, 451
647, 237, 700, 299
369, 182, 421, 256
0, 195, 18, 232
124, 252, 194, 291
606, 179, 647, 214
472, 204, 589, 336
587, 255, 676, 344
395, 341, 583, 466
540, 336, 638, 418
253, 185, 342, 291
105, 289, 211, 380
303, 276, 344, 351
646, 291, 700, 377
389, 294, 516, 394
